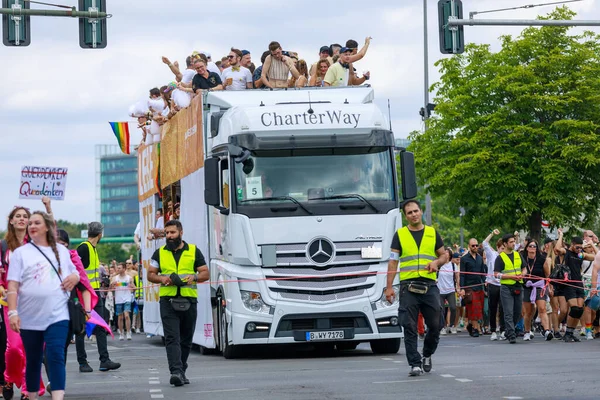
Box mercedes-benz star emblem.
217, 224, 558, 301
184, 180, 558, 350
307, 238, 335, 266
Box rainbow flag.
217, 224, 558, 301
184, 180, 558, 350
109, 122, 131, 154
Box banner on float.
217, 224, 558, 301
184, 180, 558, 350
19, 165, 68, 200
137, 143, 159, 202
140, 197, 162, 336
160, 95, 204, 188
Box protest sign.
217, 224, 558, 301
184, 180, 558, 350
19, 165, 68, 200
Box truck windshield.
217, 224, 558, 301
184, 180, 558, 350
233, 146, 394, 205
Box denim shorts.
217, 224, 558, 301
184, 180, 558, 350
115, 302, 132, 316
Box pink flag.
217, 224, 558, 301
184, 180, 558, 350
86, 310, 114, 338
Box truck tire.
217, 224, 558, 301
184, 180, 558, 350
369, 338, 401, 354
336, 342, 359, 351
218, 297, 241, 359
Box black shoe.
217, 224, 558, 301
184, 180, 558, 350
554, 331, 563, 340
170, 374, 184, 387
99, 360, 121, 371
544, 330, 554, 341
472, 329, 480, 338
422, 356, 432, 373
595, 332, 600, 339
3, 382, 14, 400
466, 324, 473, 336
79, 363, 93, 373
19, 394, 28, 400
563, 333, 580, 343
182, 373, 190, 385
509, 337, 516, 344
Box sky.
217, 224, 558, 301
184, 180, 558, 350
0, 0, 597, 224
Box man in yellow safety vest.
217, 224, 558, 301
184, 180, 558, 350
385, 200, 447, 377
148, 220, 209, 387
75, 221, 121, 372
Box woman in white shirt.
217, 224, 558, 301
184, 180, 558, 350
438, 248, 460, 334
7, 212, 79, 400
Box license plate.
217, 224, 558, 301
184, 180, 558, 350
306, 330, 345, 341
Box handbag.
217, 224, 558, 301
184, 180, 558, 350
31, 243, 87, 335
463, 289, 473, 305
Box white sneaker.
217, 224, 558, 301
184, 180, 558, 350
409, 366, 423, 377
523, 332, 531, 341
119, 333, 124, 341
450, 327, 457, 334
440, 327, 447, 335
126, 331, 132, 340
499, 331, 507, 341
580, 327, 586, 336
135, 328, 141, 334
586, 331, 594, 340
491, 332, 498, 341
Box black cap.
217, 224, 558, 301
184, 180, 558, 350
452, 252, 461, 259
543, 237, 554, 244
57, 229, 70, 246
319, 46, 330, 54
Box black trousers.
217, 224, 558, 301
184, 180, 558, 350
0, 310, 6, 385
76, 292, 110, 364
160, 298, 197, 375
399, 283, 441, 367
488, 284, 505, 332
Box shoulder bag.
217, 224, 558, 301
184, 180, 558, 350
31, 243, 87, 335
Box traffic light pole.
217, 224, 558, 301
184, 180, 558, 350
0, 7, 107, 18
448, 18, 600, 27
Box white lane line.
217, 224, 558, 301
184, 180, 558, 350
373, 379, 429, 384
381, 357, 393, 360
440, 374, 455, 378
149, 381, 161, 384
186, 388, 249, 394
150, 395, 164, 399
393, 361, 404, 364
149, 377, 159, 380
149, 389, 162, 393
503, 397, 524, 400
456, 378, 473, 383
149, 371, 159, 374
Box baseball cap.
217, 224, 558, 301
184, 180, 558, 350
319, 45, 330, 54
452, 252, 461, 259
543, 237, 554, 245
241, 50, 250, 56
200, 51, 211, 58
340, 47, 352, 54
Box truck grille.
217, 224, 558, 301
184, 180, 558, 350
274, 241, 381, 266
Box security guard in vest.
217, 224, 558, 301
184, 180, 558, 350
493, 233, 526, 344
75, 221, 121, 372
385, 200, 447, 377
148, 220, 209, 387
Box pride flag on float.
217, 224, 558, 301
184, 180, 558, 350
109, 122, 131, 155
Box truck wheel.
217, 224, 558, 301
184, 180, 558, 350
370, 338, 401, 354
336, 341, 359, 351
218, 298, 241, 359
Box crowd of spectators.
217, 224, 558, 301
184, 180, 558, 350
129, 38, 372, 145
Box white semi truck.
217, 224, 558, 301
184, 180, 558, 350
199, 86, 417, 357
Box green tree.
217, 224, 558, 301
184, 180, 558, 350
56, 219, 87, 240
96, 243, 137, 264
410, 7, 600, 242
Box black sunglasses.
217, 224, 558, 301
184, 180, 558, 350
227, 55, 235, 59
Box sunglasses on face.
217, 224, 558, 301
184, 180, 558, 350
575, 246, 583, 251
227, 55, 235, 59
528, 244, 537, 248
470, 244, 478, 247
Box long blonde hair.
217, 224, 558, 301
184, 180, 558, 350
31, 211, 61, 274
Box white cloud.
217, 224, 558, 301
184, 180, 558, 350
1, 0, 598, 225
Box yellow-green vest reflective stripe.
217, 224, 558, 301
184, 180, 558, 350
499, 252, 523, 285
82, 241, 100, 289
158, 244, 198, 298
398, 226, 437, 281
134, 274, 143, 298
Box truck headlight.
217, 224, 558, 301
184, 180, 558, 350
240, 291, 271, 314
373, 284, 400, 309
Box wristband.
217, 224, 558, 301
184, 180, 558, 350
7, 291, 17, 295
7, 310, 18, 318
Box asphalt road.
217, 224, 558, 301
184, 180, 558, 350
15, 331, 600, 400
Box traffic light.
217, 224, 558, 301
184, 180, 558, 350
2, 0, 31, 47
78, 0, 107, 49
438, 0, 464, 54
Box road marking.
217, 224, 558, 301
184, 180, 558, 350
456, 378, 472, 383
373, 379, 429, 384
149, 377, 159, 380
150, 395, 164, 399
186, 388, 249, 394
149, 381, 160, 384
393, 361, 404, 364
503, 397, 523, 399
149, 389, 161, 393
381, 357, 393, 360
440, 374, 455, 378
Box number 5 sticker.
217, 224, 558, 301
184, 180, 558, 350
246, 177, 262, 200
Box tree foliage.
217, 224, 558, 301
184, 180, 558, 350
409, 7, 600, 241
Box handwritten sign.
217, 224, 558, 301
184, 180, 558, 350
19, 165, 68, 200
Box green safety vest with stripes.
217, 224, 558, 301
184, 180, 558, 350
158, 244, 198, 298
134, 274, 143, 299
397, 226, 438, 282
81, 241, 100, 290
499, 252, 523, 286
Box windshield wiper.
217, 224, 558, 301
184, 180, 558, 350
310, 194, 379, 213
240, 196, 313, 215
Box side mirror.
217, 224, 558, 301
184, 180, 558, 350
400, 151, 417, 200
204, 157, 220, 207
